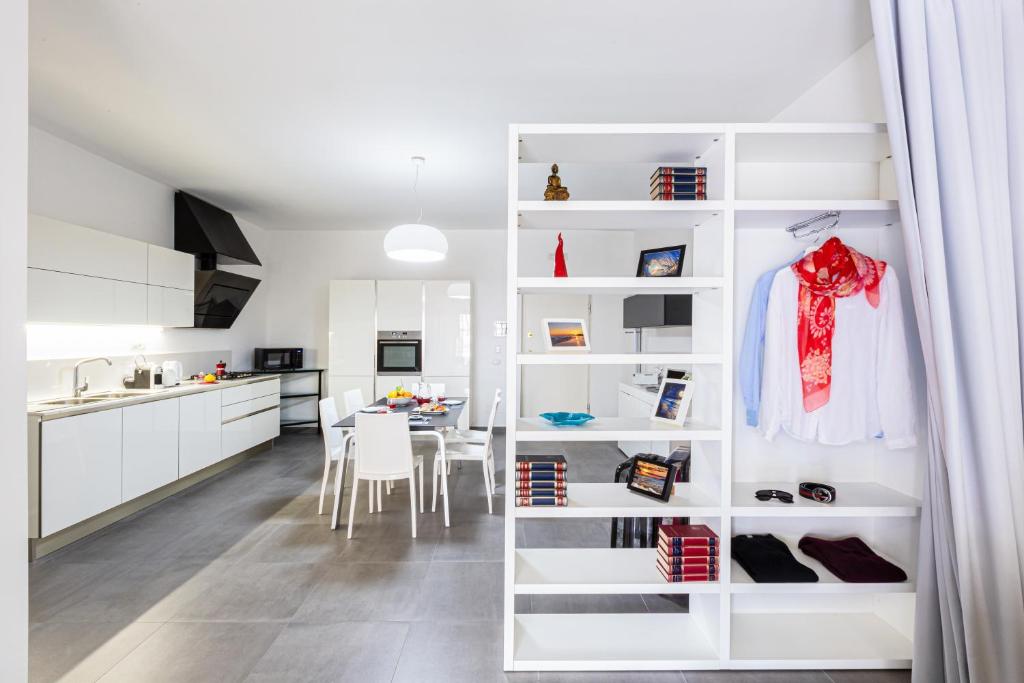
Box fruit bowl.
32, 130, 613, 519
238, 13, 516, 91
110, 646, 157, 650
539, 412, 595, 427
387, 396, 414, 406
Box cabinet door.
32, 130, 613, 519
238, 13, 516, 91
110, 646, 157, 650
221, 414, 253, 459
41, 410, 123, 536
122, 399, 180, 501
147, 244, 194, 289
29, 268, 147, 325
328, 280, 376, 375
423, 281, 471, 376
29, 214, 148, 283
376, 280, 423, 331
328, 375, 374, 410
147, 286, 194, 327
179, 392, 223, 477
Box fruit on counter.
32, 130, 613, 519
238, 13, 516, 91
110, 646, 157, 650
203, 373, 217, 383
386, 386, 414, 399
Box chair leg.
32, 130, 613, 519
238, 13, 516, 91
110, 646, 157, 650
386, 480, 392, 495
408, 475, 417, 538
318, 457, 332, 515
330, 458, 344, 530
368, 480, 374, 513
347, 476, 359, 538
432, 457, 439, 512
481, 458, 493, 514
376, 480, 383, 512
418, 461, 425, 513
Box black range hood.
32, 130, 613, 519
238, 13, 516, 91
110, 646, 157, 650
175, 191, 261, 267
193, 269, 260, 329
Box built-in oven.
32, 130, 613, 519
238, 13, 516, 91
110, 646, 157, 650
376, 331, 422, 375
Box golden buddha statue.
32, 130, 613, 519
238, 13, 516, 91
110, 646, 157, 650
544, 163, 570, 201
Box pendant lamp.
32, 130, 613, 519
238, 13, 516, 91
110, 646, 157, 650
384, 156, 448, 262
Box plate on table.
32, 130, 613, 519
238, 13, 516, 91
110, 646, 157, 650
358, 406, 388, 413
539, 412, 595, 427
442, 399, 464, 406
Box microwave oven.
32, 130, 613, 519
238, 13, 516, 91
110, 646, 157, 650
376, 332, 422, 375
254, 347, 304, 371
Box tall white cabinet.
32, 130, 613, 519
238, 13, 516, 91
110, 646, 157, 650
504, 123, 922, 672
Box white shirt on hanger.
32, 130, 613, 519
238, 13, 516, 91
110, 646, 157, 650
759, 265, 917, 449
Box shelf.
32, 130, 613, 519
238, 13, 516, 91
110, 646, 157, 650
729, 612, 912, 669
517, 125, 724, 164
734, 124, 890, 163
280, 392, 320, 399
517, 276, 725, 294
731, 482, 921, 518
730, 535, 914, 594
513, 613, 720, 671
734, 200, 899, 229
512, 482, 720, 519
517, 201, 724, 230
515, 548, 720, 594
516, 417, 723, 442
517, 353, 722, 366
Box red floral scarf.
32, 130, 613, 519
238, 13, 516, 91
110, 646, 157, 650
790, 237, 886, 412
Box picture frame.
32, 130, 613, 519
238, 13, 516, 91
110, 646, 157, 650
636, 244, 686, 277
650, 377, 694, 424
625, 454, 680, 502
541, 318, 590, 352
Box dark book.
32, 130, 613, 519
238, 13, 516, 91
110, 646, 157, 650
658, 565, 717, 583
650, 166, 707, 182
650, 179, 706, 191
516, 496, 568, 506
657, 540, 719, 558
513, 480, 566, 490
515, 471, 568, 482
515, 455, 568, 472
660, 523, 719, 543
651, 192, 707, 201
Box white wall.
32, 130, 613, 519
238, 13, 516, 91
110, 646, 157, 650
772, 40, 884, 123
27, 126, 271, 381
1, 2, 29, 679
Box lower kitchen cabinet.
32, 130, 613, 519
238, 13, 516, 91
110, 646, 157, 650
40, 409, 123, 536
178, 391, 224, 477
222, 407, 280, 458
122, 399, 180, 501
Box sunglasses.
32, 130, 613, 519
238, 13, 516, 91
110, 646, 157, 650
754, 489, 794, 504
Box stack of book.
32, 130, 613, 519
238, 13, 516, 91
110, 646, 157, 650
649, 166, 708, 200
657, 523, 719, 582
515, 454, 568, 507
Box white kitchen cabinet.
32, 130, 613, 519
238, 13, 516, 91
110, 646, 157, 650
328, 280, 377, 375
28, 268, 148, 325
178, 391, 223, 477
376, 280, 423, 331
222, 408, 280, 458
328, 375, 375, 409
147, 244, 194, 290
147, 285, 194, 327
122, 399, 180, 501
424, 280, 471, 376
28, 214, 148, 284
221, 378, 280, 406
40, 410, 123, 536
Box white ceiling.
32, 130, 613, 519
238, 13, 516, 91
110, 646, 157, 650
29, 1, 873, 231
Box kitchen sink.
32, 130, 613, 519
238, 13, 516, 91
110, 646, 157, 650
36, 397, 109, 407
90, 391, 152, 399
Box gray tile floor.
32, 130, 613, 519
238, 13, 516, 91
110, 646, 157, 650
29, 432, 911, 682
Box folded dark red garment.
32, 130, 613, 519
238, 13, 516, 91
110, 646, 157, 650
798, 535, 907, 583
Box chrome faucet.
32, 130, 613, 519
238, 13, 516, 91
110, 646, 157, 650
73, 357, 112, 397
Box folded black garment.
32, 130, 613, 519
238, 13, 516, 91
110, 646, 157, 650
732, 534, 818, 583
798, 535, 907, 583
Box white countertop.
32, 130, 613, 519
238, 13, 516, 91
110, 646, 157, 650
27, 374, 280, 421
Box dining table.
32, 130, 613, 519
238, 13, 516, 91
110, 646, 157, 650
331, 397, 467, 528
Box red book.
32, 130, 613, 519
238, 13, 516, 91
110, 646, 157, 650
514, 486, 567, 495
657, 550, 719, 568
515, 496, 567, 506
659, 524, 719, 544
650, 192, 707, 200
658, 565, 717, 583
515, 471, 568, 482
657, 557, 719, 576
657, 540, 718, 558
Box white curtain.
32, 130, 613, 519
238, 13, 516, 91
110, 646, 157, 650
870, 1, 1024, 681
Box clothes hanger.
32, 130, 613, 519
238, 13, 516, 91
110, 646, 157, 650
784, 210, 841, 255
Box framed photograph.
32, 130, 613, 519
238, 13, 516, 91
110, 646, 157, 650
541, 318, 590, 352
650, 377, 694, 424
636, 244, 686, 277
625, 454, 680, 502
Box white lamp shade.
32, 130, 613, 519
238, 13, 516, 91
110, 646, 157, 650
384, 223, 448, 262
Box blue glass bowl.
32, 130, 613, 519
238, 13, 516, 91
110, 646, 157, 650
539, 412, 596, 427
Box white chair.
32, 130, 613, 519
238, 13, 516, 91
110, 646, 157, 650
445, 386, 486, 446
343, 388, 392, 502
435, 388, 501, 514
342, 413, 425, 538
317, 397, 355, 515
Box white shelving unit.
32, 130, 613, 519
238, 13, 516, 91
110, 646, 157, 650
504, 123, 922, 672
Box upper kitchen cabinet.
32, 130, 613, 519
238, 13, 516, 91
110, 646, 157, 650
28, 214, 148, 283
329, 280, 377, 375
424, 280, 471, 376
28, 268, 148, 325
376, 280, 423, 330
147, 244, 194, 290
